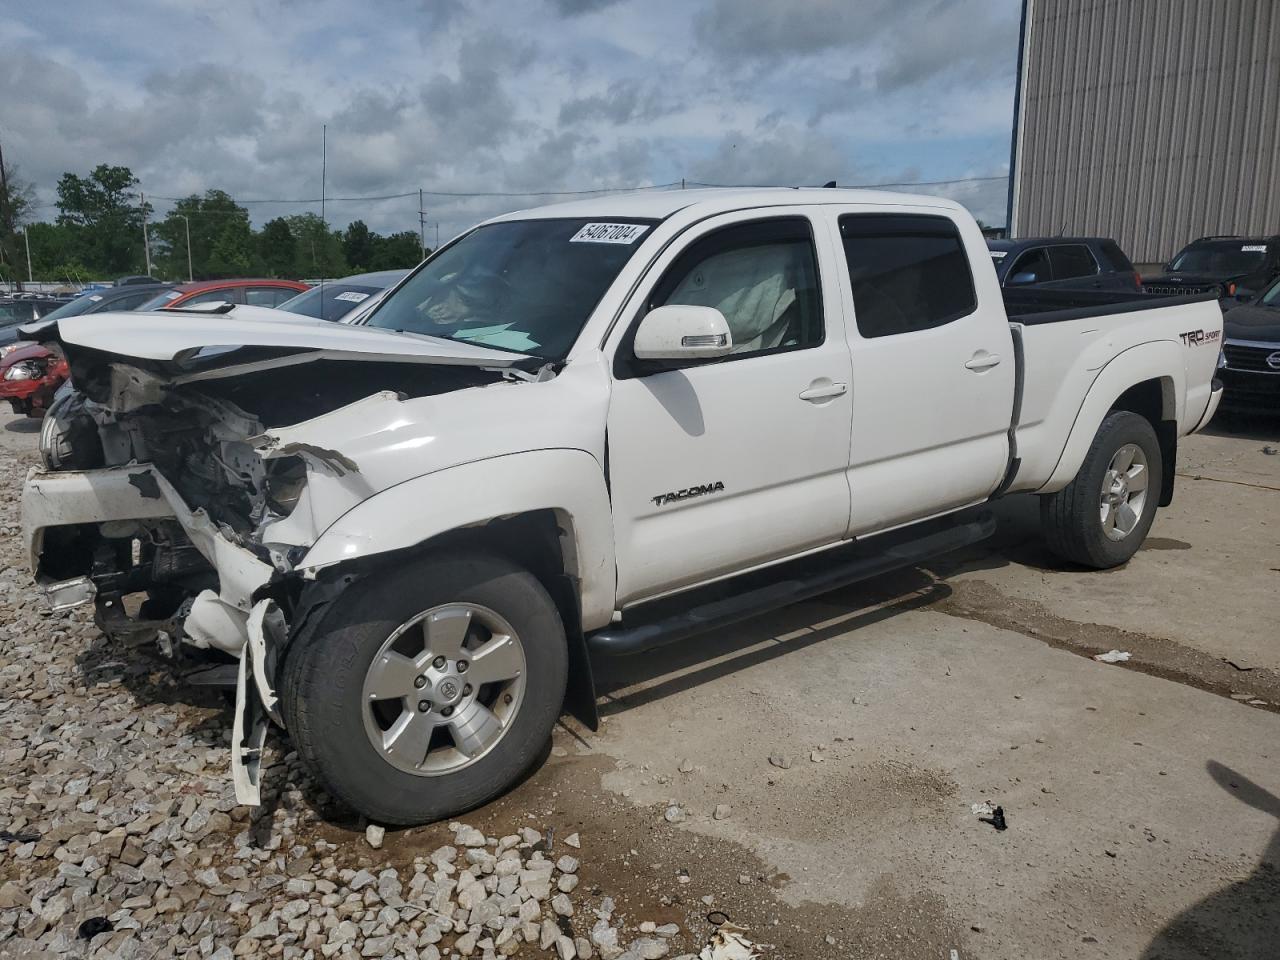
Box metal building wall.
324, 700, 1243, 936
1010, 0, 1280, 263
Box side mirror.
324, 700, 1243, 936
633, 305, 733, 361
1008, 271, 1038, 286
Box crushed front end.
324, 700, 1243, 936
21, 320, 517, 805
24, 377, 310, 804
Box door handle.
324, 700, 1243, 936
964, 354, 1002, 371
799, 381, 848, 402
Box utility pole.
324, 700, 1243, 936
319, 125, 326, 291
435, 222, 439, 251
140, 191, 152, 277
182, 214, 193, 281
24, 229, 32, 283
418, 189, 427, 259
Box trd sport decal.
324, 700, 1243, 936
1179, 328, 1221, 346
651, 481, 725, 507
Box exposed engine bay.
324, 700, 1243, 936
27, 346, 514, 803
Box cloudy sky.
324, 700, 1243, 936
2, 0, 1022, 240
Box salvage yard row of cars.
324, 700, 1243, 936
0, 272, 407, 416
18, 187, 1232, 824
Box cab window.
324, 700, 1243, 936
647, 218, 823, 357
839, 214, 977, 336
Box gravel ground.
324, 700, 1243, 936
0, 438, 710, 960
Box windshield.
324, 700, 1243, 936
139, 289, 184, 311
1262, 277, 1280, 305
278, 283, 385, 321
38, 293, 108, 322
365, 218, 655, 359
1168, 243, 1267, 276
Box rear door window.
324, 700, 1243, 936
838, 214, 977, 337
1049, 244, 1098, 280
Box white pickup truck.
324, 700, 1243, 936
23, 188, 1223, 824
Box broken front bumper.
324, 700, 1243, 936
22, 464, 287, 804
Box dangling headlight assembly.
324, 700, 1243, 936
264, 456, 308, 516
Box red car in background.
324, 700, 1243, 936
139, 278, 309, 311
1, 279, 310, 417
0, 342, 69, 416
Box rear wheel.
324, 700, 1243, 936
1040, 411, 1162, 568
281, 552, 568, 824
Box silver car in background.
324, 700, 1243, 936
275, 269, 410, 323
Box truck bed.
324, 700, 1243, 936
1004, 287, 1220, 325
1005, 290, 1224, 495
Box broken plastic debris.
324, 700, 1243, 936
980, 806, 1008, 831
970, 802, 995, 817
1093, 650, 1131, 663
78, 917, 114, 940
699, 922, 760, 960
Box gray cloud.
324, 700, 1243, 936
557, 78, 678, 126
1, 0, 1020, 239
694, 0, 1017, 95
690, 125, 850, 187
548, 0, 627, 16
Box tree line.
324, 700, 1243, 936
0, 162, 427, 286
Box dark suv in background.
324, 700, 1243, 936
986, 238, 1143, 292
1142, 235, 1280, 303
1219, 273, 1280, 414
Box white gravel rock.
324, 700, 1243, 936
556, 854, 580, 874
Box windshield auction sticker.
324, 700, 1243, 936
1241, 245, 1267, 252
570, 223, 649, 244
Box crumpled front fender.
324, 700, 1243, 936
299, 448, 617, 632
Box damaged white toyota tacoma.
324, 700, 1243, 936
23, 188, 1224, 824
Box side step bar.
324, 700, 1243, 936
587, 513, 996, 657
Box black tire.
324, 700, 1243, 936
40, 388, 103, 470
280, 552, 568, 825
1040, 410, 1162, 569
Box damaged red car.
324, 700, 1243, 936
0, 342, 69, 416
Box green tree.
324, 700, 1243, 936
55, 164, 146, 276
154, 189, 253, 280
207, 217, 256, 277
342, 220, 377, 271
258, 218, 298, 278
371, 231, 426, 270
288, 213, 348, 278
0, 157, 36, 285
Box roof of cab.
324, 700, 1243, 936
485, 187, 966, 225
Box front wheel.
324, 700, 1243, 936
1040, 410, 1162, 569
281, 552, 568, 824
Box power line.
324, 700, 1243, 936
27, 173, 1011, 212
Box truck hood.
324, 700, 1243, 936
1223, 302, 1280, 342
40, 305, 530, 378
